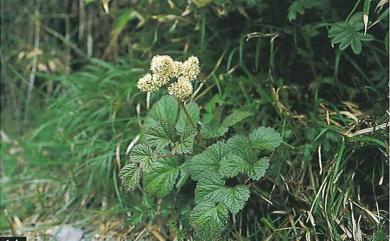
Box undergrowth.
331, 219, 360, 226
1, 0, 388, 240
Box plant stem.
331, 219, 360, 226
180, 102, 196, 129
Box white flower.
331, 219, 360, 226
167, 77, 193, 102
137, 73, 159, 92
150, 55, 175, 81
180, 56, 200, 81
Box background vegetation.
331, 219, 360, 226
1, 0, 388, 240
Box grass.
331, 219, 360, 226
1, 0, 388, 240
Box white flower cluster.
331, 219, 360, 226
137, 55, 200, 101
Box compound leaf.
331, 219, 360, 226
328, 12, 374, 54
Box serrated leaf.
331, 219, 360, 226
176, 102, 200, 133
219, 154, 249, 178
201, 110, 252, 139
130, 144, 155, 172
247, 158, 270, 180
144, 96, 178, 127
200, 121, 223, 138
224, 185, 250, 214
195, 175, 250, 214
174, 127, 197, 154
221, 110, 252, 128
186, 142, 228, 181
195, 175, 226, 204
190, 202, 229, 239
143, 157, 180, 197
226, 135, 257, 162
144, 121, 176, 148
328, 12, 373, 54
120, 163, 141, 191
249, 127, 283, 151
220, 154, 270, 181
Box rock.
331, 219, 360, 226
54, 225, 84, 241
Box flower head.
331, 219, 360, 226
137, 73, 159, 92
137, 55, 200, 100
167, 77, 193, 102
150, 55, 176, 81
180, 56, 200, 81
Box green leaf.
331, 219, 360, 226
143, 157, 180, 197
195, 174, 250, 214
249, 127, 283, 151
224, 185, 250, 214
176, 102, 200, 133
190, 202, 229, 239
130, 144, 156, 172
175, 165, 189, 190
288, 0, 325, 21
247, 158, 270, 181
221, 110, 252, 128
120, 163, 141, 191
351, 38, 362, 54
144, 96, 178, 127
328, 12, 374, 54
201, 110, 252, 138
144, 121, 176, 148
186, 142, 228, 181
219, 154, 249, 178
174, 127, 197, 154
226, 135, 257, 163
195, 175, 226, 204
220, 155, 270, 181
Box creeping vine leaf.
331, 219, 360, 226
143, 157, 180, 197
